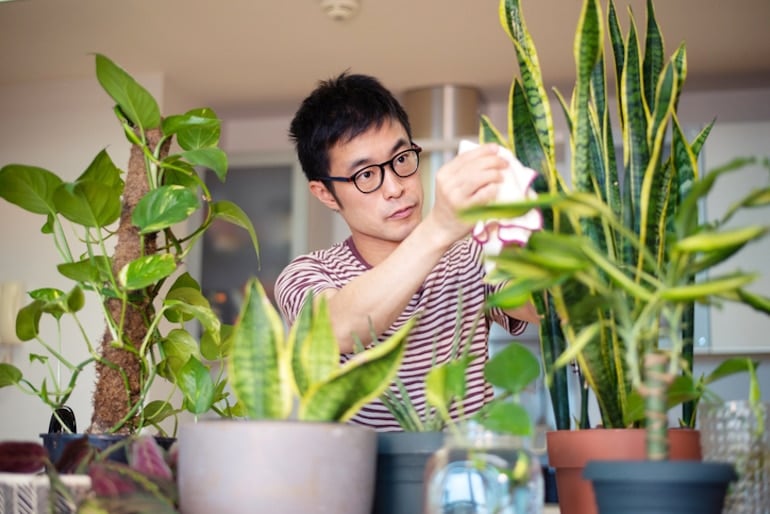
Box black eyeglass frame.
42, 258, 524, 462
312, 144, 423, 194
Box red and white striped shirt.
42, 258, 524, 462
274, 236, 526, 431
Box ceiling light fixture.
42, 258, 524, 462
320, 0, 360, 22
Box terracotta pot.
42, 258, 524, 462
546, 428, 701, 514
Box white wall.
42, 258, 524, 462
1, 78, 769, 440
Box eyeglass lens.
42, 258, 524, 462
354, 149, 420, 193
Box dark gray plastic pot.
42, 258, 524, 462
373, 431, 445, 514
583, 460, 736, 514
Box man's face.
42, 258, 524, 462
312, 119, 423, 252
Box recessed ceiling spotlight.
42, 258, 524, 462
320, 0, 360, 22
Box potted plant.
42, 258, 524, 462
463, 0, 770, 512
177, 278, 413, 514
0, 54, 258, 454
376, 300, 545, 514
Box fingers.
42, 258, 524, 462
437, 143, 508, 209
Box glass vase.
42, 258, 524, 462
700, 400, 769, 514
424, 422, 544, 514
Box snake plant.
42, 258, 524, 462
228, 279, 413, 422
465, 0, 770, 459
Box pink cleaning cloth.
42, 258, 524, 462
458, 140, 542, 270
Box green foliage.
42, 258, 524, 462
0, 54, 260, 434
229, 279, 412, 422
468, 0, 770, 458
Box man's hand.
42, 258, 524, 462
424, 143, 508, 247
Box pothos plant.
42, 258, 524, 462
464, 0, 770, 459
0, 54, 259, 435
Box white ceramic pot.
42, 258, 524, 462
178, 420, 377, 514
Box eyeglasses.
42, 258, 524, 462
315, 145, 422, 194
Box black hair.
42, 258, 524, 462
289, 72, 413, 183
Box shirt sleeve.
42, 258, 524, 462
274, 254, 338, 325
471, 238, 528, 337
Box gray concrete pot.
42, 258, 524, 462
178, 420, 377, 514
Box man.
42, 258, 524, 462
275, 73, 538, 431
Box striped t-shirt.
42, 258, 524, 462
274, 236, 527, 431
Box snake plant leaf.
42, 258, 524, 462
53, 180, 121, 228
500, 0, 540, 72
671, 43, 688, 111
299, 318, 413, 422
501, 0, 554, 158
572, 0, 602, 195
639, 61, 678, 264
607, 0, 625, 94
0, 165, 63, 216
177, 356, 215, 415
95, 53, 161, 131
288, 296, 314, 395
290, 296, 339, 397
670, 116, 698, 235
641, 0, 664, 109
119, 254, 177, 290
229, 278, 291, 420
210, 200, 260, 258
162, 108, 221, 151
620, 10, 649, 233
479, 115, 506, 146
538, 295, 570, 429
132, 185, 200, 234
511, 81, 548, 172
0, 363, 23, 388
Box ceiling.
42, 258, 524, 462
1, 0, 769, 118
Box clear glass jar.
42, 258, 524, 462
424, 422, 544, 514
700, 400, 769, 514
